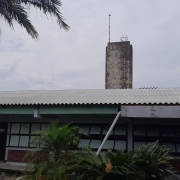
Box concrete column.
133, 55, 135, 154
127, 122, 133, 151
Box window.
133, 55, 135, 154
6, 123, 50, 148
134, 142, 146, 149
162, 143, 175, 152
11, 123, 20, 134
90, 140, 101, 149
31, 124, 40, 134
102, 140, 114, 149
10, 136, 19, 146
147, 127, 159, 136
78, 124, 127, 150
162, 128, 175, 137
90, 126, 101, 134
78, 139, 90, 148
7, 123, 127, 151
41, 124, 50, 132
19, 136, 29, 147
7, 123, 10, 134
6, 135, 9, 146
133, 125, 180, 155
102, 126, 114, 135
114, 127, 126, 135
79, 126, 90, 134
20, 123, 30, 134
134, 127, 146, 136
114, 141, 126, 149
29, 136, 37, 147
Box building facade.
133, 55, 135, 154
105, 40, 133, 89
0, 88, 180, 172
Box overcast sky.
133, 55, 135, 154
1, 0, 180, 91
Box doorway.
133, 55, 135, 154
0, 123, 7, 161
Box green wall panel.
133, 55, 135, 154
0, 107, 34, 114
39, 105, 118, 115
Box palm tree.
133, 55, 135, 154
26, 121, 80, 180
0, 0, 69, 39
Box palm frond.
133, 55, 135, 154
0, 0, 39, 39
17, 0, 70, 30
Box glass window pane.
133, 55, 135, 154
79, 126, 90, 134
102, 140, 114, 149
30, 136, 37, 147
41, 124, 50, 132
114, 141, 126, 149
90, 140, 101, 148
78, 139, 90, 147
163, 143, 175, 152
31, 124, 41, 134
134, 127, 146, 136
162, 128, 175, 137
102, 127, 114, 135
20, 124, 30, 134
19, 136, 29, 147
6, 135, 9, 146
176, 144, 180, 153
147, 128, 160, 136
134, 142, 146, 149
10, 136, 19, 146
11, 123, 20, 134
114, 127, 126, 135
176, 128, 180, 137
90, 126, 101, 134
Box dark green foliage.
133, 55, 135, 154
0, 0, 69, 39
68, 142, 175, 180
67, 149, 109, 180
25, 122, 175, 180
68, 148, 142, 180
25, 121, 80, 180
135, 141, 176, 179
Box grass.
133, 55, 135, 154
0, 169, 22, 180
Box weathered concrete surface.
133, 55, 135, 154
105, 41, 133, 89
0, 162, 26, 171
165, 175, 180, 180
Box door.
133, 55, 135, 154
0, 123, 7, 161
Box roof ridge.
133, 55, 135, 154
0, 87, 180, 93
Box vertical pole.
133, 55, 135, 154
108, 14, 111, 57
109, 14, 111, 44
96, 111, 121, 156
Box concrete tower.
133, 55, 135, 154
105, 38, 133, 89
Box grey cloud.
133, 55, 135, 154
1, 0, 180, 90
0, 61, 18, 78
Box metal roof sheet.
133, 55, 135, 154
0, 88, 180, 105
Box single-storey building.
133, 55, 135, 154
0, 88, 180, 170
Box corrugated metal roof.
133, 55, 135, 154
0, 88, 180, 105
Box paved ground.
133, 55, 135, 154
0, 162, 26, 171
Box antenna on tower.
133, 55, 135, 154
109, 14, 111, 44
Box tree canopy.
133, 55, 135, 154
0, 0, 69, 39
